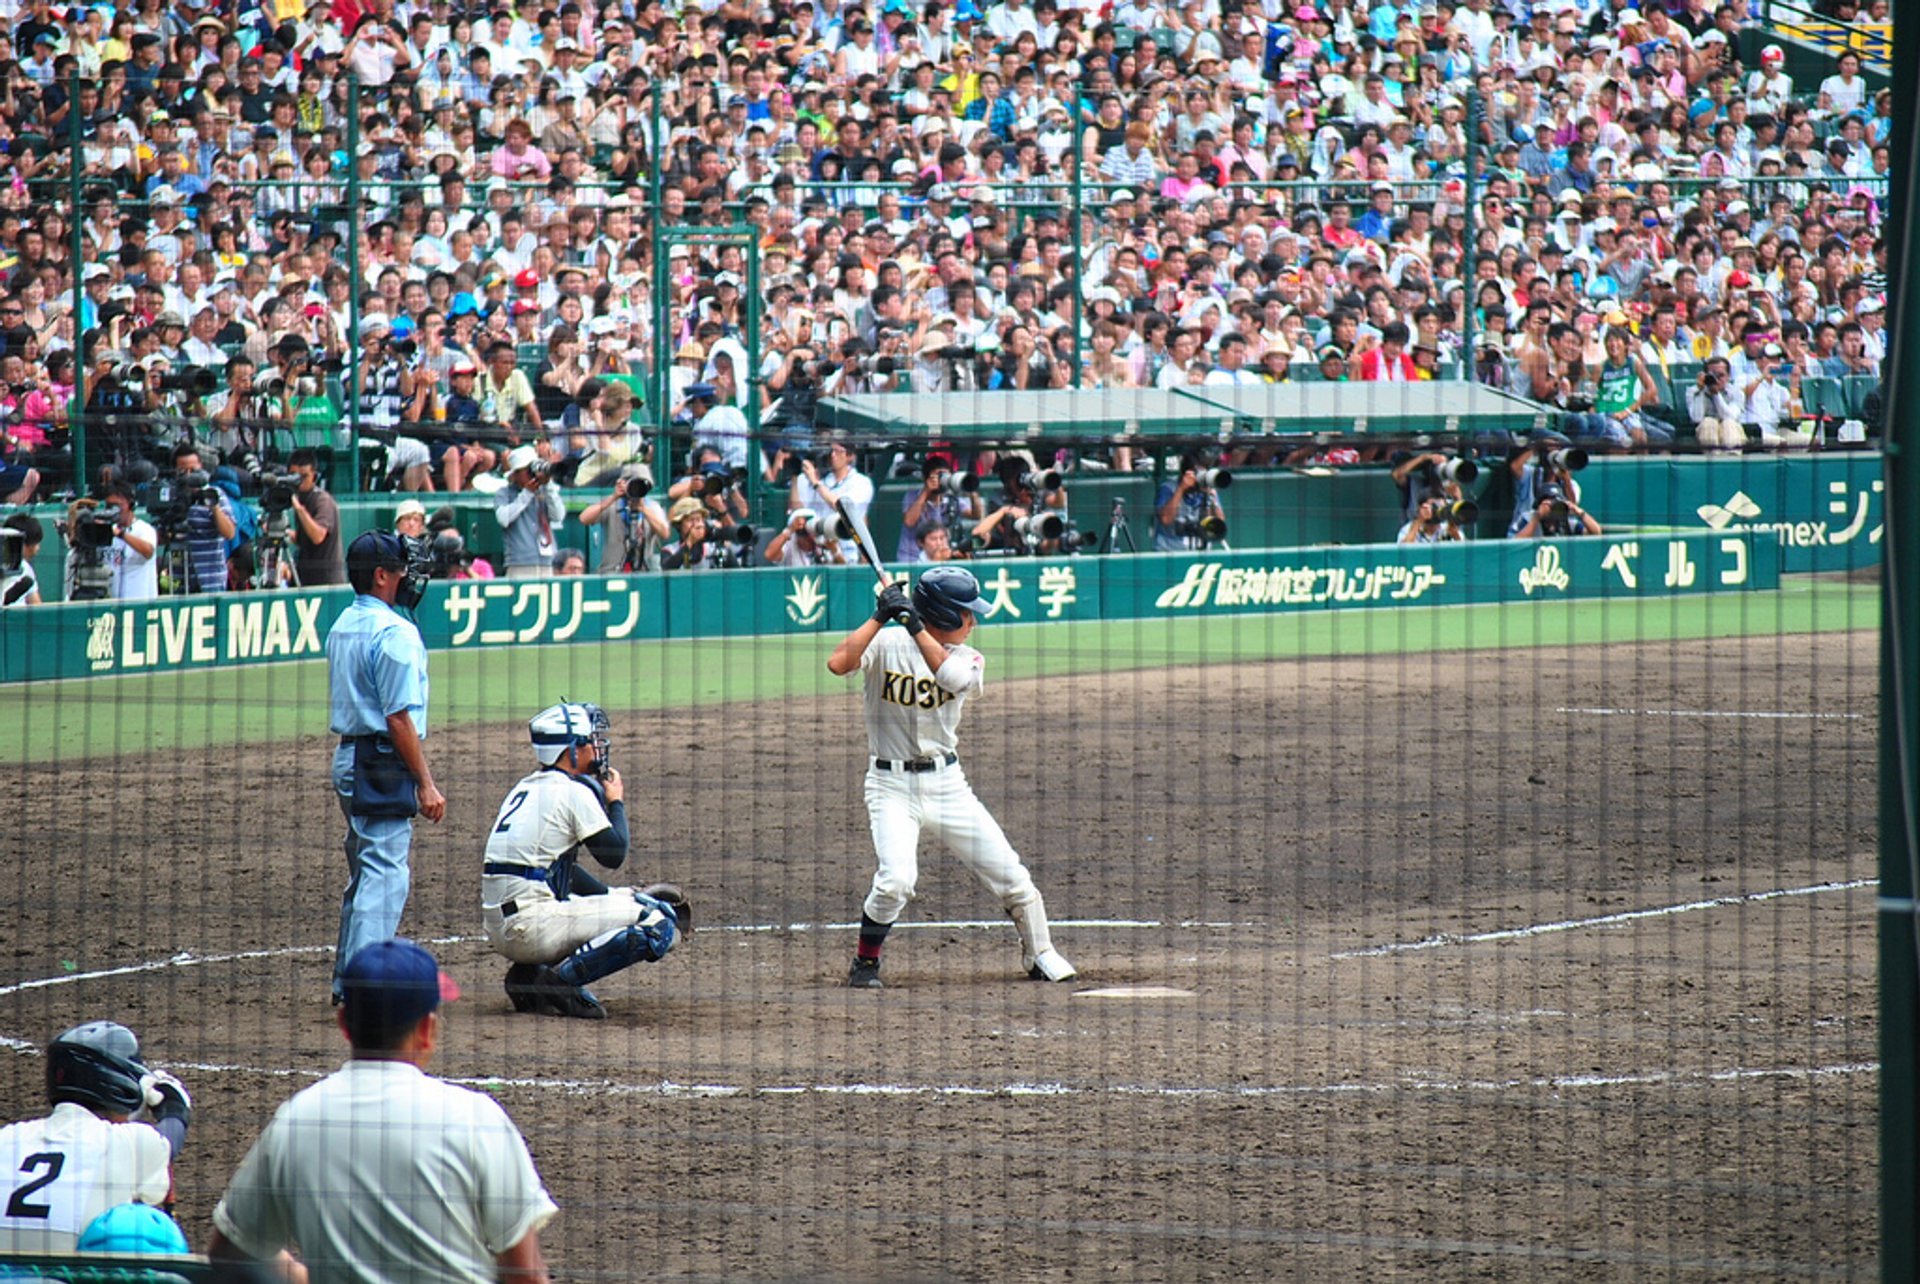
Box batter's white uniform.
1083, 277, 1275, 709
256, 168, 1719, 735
481, 768, 651, 964
0, 1103, 171, 1256
213, 1058, 557, 1284
857, 626, 1067, 978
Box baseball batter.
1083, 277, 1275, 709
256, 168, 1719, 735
827, 566, 1076, 989
481, 702, 687, 1020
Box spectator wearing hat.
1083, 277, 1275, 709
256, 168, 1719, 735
661, 496, 720, 571
1745, 341, 1808, 447
210, 939, 556, 1284
495, 445, 565, 579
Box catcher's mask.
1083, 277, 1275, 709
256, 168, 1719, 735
347, 531, 430, 611
530, 701, 611, 777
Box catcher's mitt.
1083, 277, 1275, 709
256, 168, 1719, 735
640, 882, 692, 935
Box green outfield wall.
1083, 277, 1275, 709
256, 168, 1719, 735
0, 531, 1778, 684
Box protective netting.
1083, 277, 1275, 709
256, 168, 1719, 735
1, 394, 1879, 1278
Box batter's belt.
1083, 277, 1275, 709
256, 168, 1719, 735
871, 752, 959, 773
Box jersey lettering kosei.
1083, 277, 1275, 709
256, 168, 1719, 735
481, 769, 612, 911
0, 1103, 171, 1255
859, 624, 985, 761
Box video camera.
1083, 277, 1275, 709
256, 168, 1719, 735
64, 509, 118, 550
259, 472, 300, 515
147, 469, 221, 537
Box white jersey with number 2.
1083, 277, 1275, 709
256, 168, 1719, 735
859, 624, 984, 761
0, 1103, 171, 1255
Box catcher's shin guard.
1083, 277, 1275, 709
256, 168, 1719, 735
553, 902, 679, 987
1008, 893, 1076, 982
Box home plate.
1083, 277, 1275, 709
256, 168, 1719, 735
1072, 985, 1196, 999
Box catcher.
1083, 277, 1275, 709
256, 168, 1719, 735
481, 702, 689, 1019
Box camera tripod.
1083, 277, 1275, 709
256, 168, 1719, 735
1102, 498, 1136, 554
254, 512, 302, 590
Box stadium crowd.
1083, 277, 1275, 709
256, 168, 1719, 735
0, 0, 1894, 594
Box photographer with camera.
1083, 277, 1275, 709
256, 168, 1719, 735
580, 463, 669, 573
898, 452, 982, 564
661, 497, 719, 571
973, 455, 1071, 556
1153, 451, 1229, 552
1, 514, 43, 606
1508, 442, 1601, 538
1390, 450, 1478, 530
667, 445, 751, 531
1397, 495, 1471, 544
494, 444, 566, 579
286, 448, 344, 586
1687, 356, 1746, 452
790, 437, 874, 529
171, 443, 238, 594
766, 509, 849, 568
69, 484, 156, 601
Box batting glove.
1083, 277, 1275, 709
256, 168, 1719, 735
873, 583, 911, 624
139, 1070, 192, 1124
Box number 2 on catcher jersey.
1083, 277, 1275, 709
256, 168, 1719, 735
494, 791, 529, 833
4, 1153, 66, 1219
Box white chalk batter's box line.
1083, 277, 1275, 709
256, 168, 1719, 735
1335, 877, 1875, 958
1556, 705, 1866, 721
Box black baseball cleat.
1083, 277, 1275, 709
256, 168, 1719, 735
503, 964, 543, 1013
517, 966, 607, 1019
846, 956, 884, 989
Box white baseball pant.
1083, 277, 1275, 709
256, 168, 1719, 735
485, 891, 651, 964
862, 760, 1040, 925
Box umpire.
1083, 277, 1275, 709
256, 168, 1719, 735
326, 532, 444, 1006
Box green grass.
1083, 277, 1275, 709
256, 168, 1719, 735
4, 578, 1877, 764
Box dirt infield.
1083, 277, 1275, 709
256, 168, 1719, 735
1, 629, 1878, 1280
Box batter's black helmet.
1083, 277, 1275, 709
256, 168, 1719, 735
46, 1022, 148, 1115
913, 565, 993, 631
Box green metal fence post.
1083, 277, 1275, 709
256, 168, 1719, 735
1461, 88, 1478, 382
68, 71, 86, 486
1070, 147, 1083, 389
649, 78, 667, 444
345, 76, 362, 496
1881, 14, 1920, 1273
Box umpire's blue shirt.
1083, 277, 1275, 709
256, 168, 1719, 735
327, 595, 429, 739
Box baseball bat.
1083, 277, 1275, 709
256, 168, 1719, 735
835, 499, 894, 589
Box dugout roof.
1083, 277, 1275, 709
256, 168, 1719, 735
814, 384, 1555, 442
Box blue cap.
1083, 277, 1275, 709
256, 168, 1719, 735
450, 292, 480, 317
686, 382, 717, 400
339, 939, 459, 1046
390, 316, 416, 340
